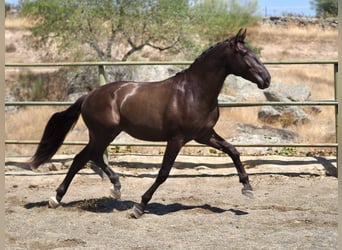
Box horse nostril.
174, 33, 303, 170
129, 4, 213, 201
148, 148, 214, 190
265, 74, 271, 85
268, 76, 271, 84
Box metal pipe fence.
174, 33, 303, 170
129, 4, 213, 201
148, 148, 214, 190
5, 61, 339, 150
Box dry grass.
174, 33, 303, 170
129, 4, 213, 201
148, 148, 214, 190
5, 16, 34, 30
5, 19, 338, 156
5, 106, 88, 156
267, 64, 335, 100
249, 23, 337, 61
250, 22, 337, 43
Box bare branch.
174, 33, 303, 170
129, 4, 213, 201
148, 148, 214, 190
122, 38, 146, 61
146, 37, 180, 51
86, 39, 105, 60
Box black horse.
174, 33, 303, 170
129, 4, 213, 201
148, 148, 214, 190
30, 29, 271, 218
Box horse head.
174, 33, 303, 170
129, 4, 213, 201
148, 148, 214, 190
227, 29, 271, 89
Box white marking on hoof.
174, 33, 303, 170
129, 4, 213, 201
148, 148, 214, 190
242, 189, 254, 199
110, 186, 121, 200
48, 196, 60, 208
129, 204, 144, 219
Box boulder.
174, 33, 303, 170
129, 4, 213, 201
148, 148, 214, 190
224, 75, 266, 101
258, 84, 313, 127
218, 94, 237, 103
258, 106, 281, 123
67, 64, 181, 101
228, 123, 299, 155
265, 83, 311, 101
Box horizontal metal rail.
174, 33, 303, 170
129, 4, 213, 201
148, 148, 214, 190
5, 140, 338, 148
4, 60, 338, 67
5, 101, 338, 107
5, 60, 339, 152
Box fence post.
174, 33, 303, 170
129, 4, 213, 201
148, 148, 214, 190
98, 65, 106, 85
89, 65, 109, 180
98, 64, 109, 165
335, 62, 340, 176
1, 4, 5, 248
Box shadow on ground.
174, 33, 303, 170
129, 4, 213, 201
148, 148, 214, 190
24, 197, 249, 216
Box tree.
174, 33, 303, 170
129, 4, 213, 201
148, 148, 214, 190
5, 3, 11, 17
310, 0, 338, 17
21, 0, 259, 61
21, 0, 192, 61
191, 0, 259, 43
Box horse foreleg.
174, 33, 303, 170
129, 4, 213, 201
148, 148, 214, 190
49, 146, 90, 208
196, 130, 253, 198
130, 139, 184, 218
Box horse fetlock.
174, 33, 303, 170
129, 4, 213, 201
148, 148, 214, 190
239, 173, 250, 184
48, 196, 61, 208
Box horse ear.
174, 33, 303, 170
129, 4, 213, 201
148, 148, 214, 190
241, 28, 247, 41
234, 28, 247, 43
230, 28, 247, 51
235, 28, 243, 40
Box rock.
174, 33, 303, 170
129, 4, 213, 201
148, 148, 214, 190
259, 106, 312, 128
262, 16, 338, 29
266, 83, 311, 101
258, 106, 281, 123
68, 92, 88, 102
236, 124, 299, 141
280, 108, 312, 126
67, 64, 181, 100
218, 94, 237, 103
227, 123, 299, 154
5, 91, 19, 112
224, 75, 267, 101
104, 65, 180, 82
259, 84, 314, 127
130, 65, 180, 82
264, 89, 289, 102
6, 43, 16, 53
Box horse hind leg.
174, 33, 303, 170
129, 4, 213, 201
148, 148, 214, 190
50, 132, 122, 208
92, 155, 122, 200
89, 130, 122, 199
49, 145, 91, 208
89, 150, 110, 180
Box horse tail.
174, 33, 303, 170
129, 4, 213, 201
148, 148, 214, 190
29, 95, 86, 169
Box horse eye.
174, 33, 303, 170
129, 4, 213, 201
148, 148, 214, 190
243, 54, 254, 67
240, 50, 248, 57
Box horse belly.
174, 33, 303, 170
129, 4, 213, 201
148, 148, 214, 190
123, 127, 168, 142
119, 104, 170, 141
120, 113, 169, 141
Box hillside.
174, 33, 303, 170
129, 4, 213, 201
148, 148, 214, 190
5, 16, 338, 63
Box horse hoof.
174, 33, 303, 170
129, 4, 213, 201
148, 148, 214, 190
48, 196, 60, 208
242, 189, 254, 199
129, 204, 144, 219
110, 186, 121, 200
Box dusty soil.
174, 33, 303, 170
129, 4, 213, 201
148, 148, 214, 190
5, 154, 337, 249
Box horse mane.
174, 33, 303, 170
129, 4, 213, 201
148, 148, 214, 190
189, 36, 235, 68
178, 31, 245, 76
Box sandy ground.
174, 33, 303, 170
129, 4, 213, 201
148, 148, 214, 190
5, 154, 337, 249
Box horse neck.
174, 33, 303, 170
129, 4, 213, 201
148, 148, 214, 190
185, 48, 230, 104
